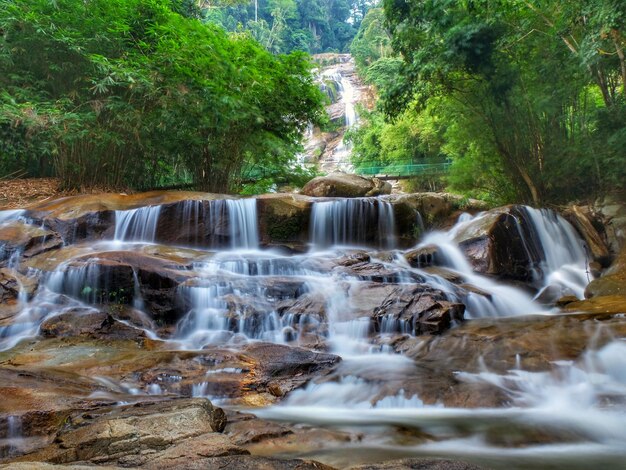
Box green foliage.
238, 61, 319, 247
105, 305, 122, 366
205, 0, 375, 54
0, 0, 325, 192
380, 0, 626, 204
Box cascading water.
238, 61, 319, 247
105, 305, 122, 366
518, 206, 590, 298
224, 199, 259, 249
114, 205, 162, 243
113, 198, 258, 249
414, 231, 541, 318
317, 64, 360, 173
310, 198, 395, 249
2, 193, 622, 469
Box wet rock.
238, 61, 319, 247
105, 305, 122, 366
534, 284, 577, 306
27, 191, 233, 246
405, 245, 440, 268
372, 285, 464, 335
0, 269, 38, 324
301, 172, 390, 198
349, 459, 485, 470
143, 433, 248, 469
0, 222, 63, 264
257, 194, 312, 250
563, 205, 611, 267
585, 245, 626, 298
555, 295, 579, 307
453, 206, 543, 282
50, 251, 195, 324
240, 343, 341, 399
564, 295, 626, 315
39, 309, 146, 341
224, 412, 292, 446
157, 455, 335, 470
391, 312, 626, 407
14, 399, 227, 467
336, 261, 421, 283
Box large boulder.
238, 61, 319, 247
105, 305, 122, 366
26, 191, 232, 246
372, 284, 465, 335
0, 222, 63, 264
301, 172, 391, 198
44, 251, 195, 323
562, 205, 611, 267
11, 399, 228, 467
256, 194, 312, 251
584, 245, 626, 298
452, 206, 542, 282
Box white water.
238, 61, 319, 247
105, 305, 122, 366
225, 199, 259, 249
113, 198, 258, 249
2, 197, 621, 468
417, 231, 541, 318
310, 198, 395, 249
520, 207, 590, 298
319, 64, 360, 173
0, 210, 25, 225
114, 205, 162, 242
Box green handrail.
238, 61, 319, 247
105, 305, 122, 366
355, 162, 451, 177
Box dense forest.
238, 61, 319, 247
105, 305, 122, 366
205, 0, 374, 54
349, 1, 626, 205
0, 0, 327, 193
1, 0, 624, 204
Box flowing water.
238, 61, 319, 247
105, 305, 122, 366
318, 64, 360, 173
1, 198, 623, 468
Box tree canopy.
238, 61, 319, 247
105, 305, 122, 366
377, 0, 625, 204
205, 0, 377, 54
0, 0, 325, 192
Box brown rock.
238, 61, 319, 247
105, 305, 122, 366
563, 205, 611, 267
585, 245, 626, 298
15, 399, 227, 466
257, 194, 312, 250
405, 245, 440, 268
0, 222, 62, 263
301, 172, 389, 198
349, 458, 485, 470
39, 309, 146, 341
453, 206, 544, 282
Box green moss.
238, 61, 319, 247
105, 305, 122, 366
266, 210, 308, 241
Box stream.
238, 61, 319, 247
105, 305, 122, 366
0, 194, 624, 469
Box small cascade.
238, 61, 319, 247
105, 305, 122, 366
310, 198, 395, 249
114, 205, 162, 242
518, 207, 590, 298
340, 75, 357, 128
114, 199, 258, 249
415, 231, 541, 318
224, 199, 259, 249
0, 209, 26, 225
1, 415, 23, 458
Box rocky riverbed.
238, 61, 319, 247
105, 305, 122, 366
0, 183, 625, 469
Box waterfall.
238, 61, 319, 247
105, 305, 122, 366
340, 75, 357, 127
225, 199, 258, 249
518, 207, 590, 298
417, 231, 541, 318
114, 205, 162, 242
113, 198, 258, 249
310, 198, 395, 249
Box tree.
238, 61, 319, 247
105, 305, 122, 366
0, 0, 325, 192
381, 0, 624, 204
